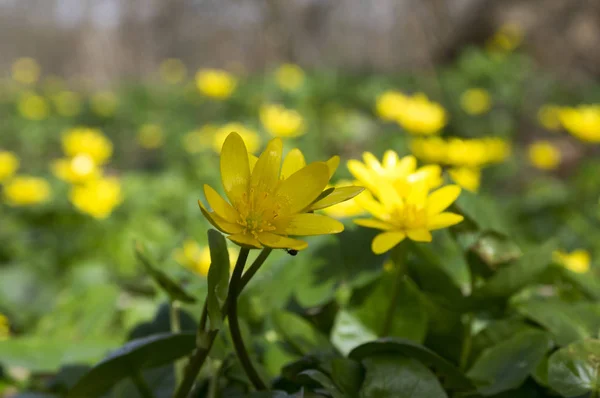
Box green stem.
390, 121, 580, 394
380, 244, 407, 337
170, 300, 184, 385
459, 313, 474, 371
228, 248, 267, 390
131, 370, 155, 398
171, 330, 218, 398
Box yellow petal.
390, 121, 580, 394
276, 162, 330, 215
382, 150, 399, 169
427, 212, 464, 230
397, 155, 417, 175
257, 232, 308, 250
249, 154, 259, 173
406, 179, 429, 205
355, 218, 393, 231
228, 233, 262, 249
220, 132, 250, 207
347, 160, 373, 187
372, 232, 406, 254
326, 156, 340, 178
274, 213, 344, 235
406, 229, 433, 242
308, 186, 364, 211
198, 200, 243, 234
362, 152, 383, 174
427, 185, 462, 216
204, 184, 238, 223
281, 148, 306, 179
251, 138, 283, 195
355, 190, 389, 220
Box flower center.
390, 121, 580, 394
390, 203, 427, 230
236, 188, 280, 238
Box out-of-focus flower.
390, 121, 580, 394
174, 239, 238, 277
212, 123, 261, 154
18, 92, 50, 121
69, 177, 122, 219
448, 167, 481, 192
137, 124, 164, 149
528, 141, 561, 170
0, 151, 19, 182
275, 64, 305, 92
397, 93, 447, 135
0, 313, 9, 340
321, 180, 366, 219
486, 23, 524, 54
52, 91, 82, 117
558, 105, 600, 143
375, 90, 408, 121
260, 104, 305, 138
3, 176, 51, 206
12, 57, 41, 85
410, 137, 510, 168
409, 137, 447, 164
62, 127, 113, 165
537, 104, 561, 131
182, 125, 217, 154
196, 69, 237, 100
52, 154, 101, 184
460, 88, 492, 115
42, 75, 64, 94
159, 58, 187, 84
91, 91, 118, 117
553, 249, 590, 274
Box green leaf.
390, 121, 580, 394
470, 232, 522, 268
359, 355, 447, 398
331, 310, 378, 356
467, 329, 552, 395
67, 332, 196, 398
548, 339, 600, 397
297, 369, 344, 398
331, 358, 364, 397
455, 190, 511, 235
206, 229, 230, 330
272, 311, 335, 356
470, 320, 537, 367
557, 267, 600, 300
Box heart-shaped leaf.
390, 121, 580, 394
272, 311, 335, 356
547, 339, 600, 397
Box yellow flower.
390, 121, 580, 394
448, 167, 481, 192
90, 91, 118, 117
137, 124, 164, 149
199, 133, 363, 250
410, 137, 447, 164
275, 64, 305, 92
445, 138, 489, 168
3, 176, 51, 206
0, 313, 9, 341
52, 91, 82, 117
0, 151, 19, 182
18, 92, 50, 121
52, 154, 101, 184
375, 90, 408, 121
528, 141, 561, 170
42, 75, 64, 94
12, 57, 41, 85
69, 177, 122, 219
397, 93, 447, 135
322, 180, 366, 219
558, 105, 600, 143
174, 239, 238, 276
212, 123, 261, 154
460, 88, 492, 115
196, 69, 237, 100
537, 105, 561, 131
182, 125, 218, 154
159, 58, 187, 84
62, 127, 113, 165
486, 23, 523, 54
553, 249, 591, 274
410, 137, 510, 167
260, 104, 305, 138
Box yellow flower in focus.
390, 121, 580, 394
18, 92, 50, 121
212, 123, 261, 154
137, 124, 164, 149
528, 141, 561, 170
0, 313, 9, 341
448, 167, 481, 192
199, 133, 363, 250
558, 105, 600, 143
486, 23, 523, 53
12, 57, 41, 85
397, 93, 447, 135
460, 88, 492, 115
174, 239, 238, 277
0, 151, 19, 182
3, 176, 51, 206
196, 69, 237, 100
260, 104, 305, 138
375, 90, 408, 121
69, 177, 122, 219
182, 125, 217, 154
553, 249, 591, 274
91, 91, 118, 117
537, 105, 561, 131
275, 64, 305, 92
159, 58, 187, 84
321, 180, 366, 219
52, 91, 82, 117
62, 127, 113, 165
52, 154, 101, 184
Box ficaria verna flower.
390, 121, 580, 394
528, 141, 561, 170
175, 239, 237, 276
199, 132, 363, 250
553, 249, 591, 274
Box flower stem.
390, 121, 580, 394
171, 330, 218, 398
459, 313, 474, 371
228, 248, 267, 390
132, 370, 155, 398
380, 244, 407, 337
170, 300, 184, 385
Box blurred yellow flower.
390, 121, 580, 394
558, 105, 600, 143
52, 154, 101, 184
537, 104, 561, 131
460, 88, 492, 115
174, 239, 238, 277
212, 123, 261, 154
18, 92, 50, 121
52, 91, 82, 117
528, 141, 561, 170
182, 125, 217, 154
137, 124, 164, 149
553, 249, 591, 274
410, 137, 510, 168
448, 167, 481, 192
42, 75, 64, 94
445, 138, 488, 168
62, 127, 113, 165
322, 180, 366, 219
196, 69, 237, 100
0, 313, 9, 341
3, 176, 51, 206
375, 90, 408, 121
69, 177, 122, 219
409, 137, 447, 164
486, 23, 523, 53
275, 63, 305, 92
12, 57, 41, 85
159, 58, 187, 84
260, 104, 305, 138
397, 93, 447, 135
91, 91, 118, 117
0, 151, 19, 182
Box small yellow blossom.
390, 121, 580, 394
375, 91, 408, 121
52, 91, 82, 117
52, 154, 101, 184
537, 105, 561, 131
12, 57, 41, 85
460, 88, 492, 115
91, 91, 118, 117
553, 249, 591, 274
410, 137, 510, 168
322, 180, 366, 219
212, 123, 262, 154
486, 23, 524, 54
448, 167, 481, 192
174, 239, 238, 276
182, 125, 218, 154
558, 105, 600, 143
196, 69, 237, 100
69, 177, 122, 219
137, 124, 164, 149
3, 176, 51, 206
275, 64, 305, 92
410, 137, 447, 164
260, 104, 305, 138
62, 127, 113, 165
18, 92, 50, 121
0, 151, 19, 182
0, 313, 9, 340
397, 93, 447, 135
528, 141, 561, 170
159, 58, 187, 84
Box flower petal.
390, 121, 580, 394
362, 152, 383, 174
347, 160, 373, 188
406, 229, 432, 242
355, 190, 389, 220
281, 148, 306, 180
251, 137, 283, 195
308, 186, 364, 211
274, 213, 344, 235
354, 218, 394, 231
382, 150, 399, 169
220, 132, 250, 207
372, 232, 406, 254
198, 200, 243, 234
326, 156, 340, 178
257, 232, 308, 250
249, 154, 259, 173
228, 233, 262, 249
427, 185, 462, 216
397, 155, 417, 176
204, 184, 238, 223
275, 162, 330, 215
427, 212, 464, 230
